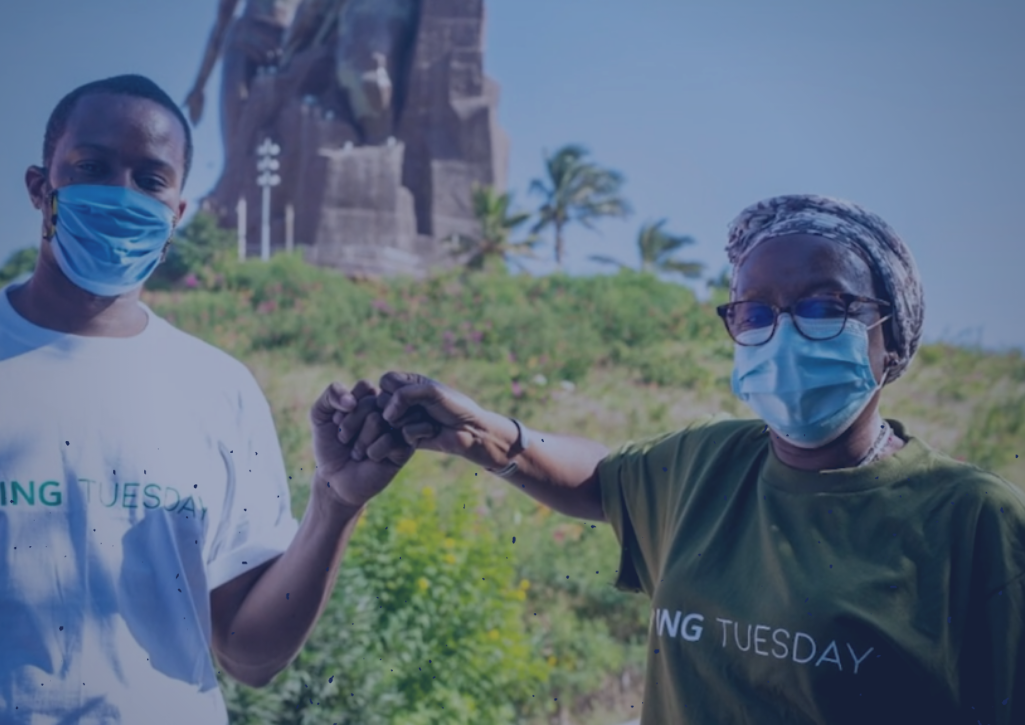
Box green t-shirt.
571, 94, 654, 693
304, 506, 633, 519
597, 415, 1025, 724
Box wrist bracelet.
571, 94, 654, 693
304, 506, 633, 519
487, 417, 529, 478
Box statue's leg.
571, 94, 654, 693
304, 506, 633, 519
211, 18, 287, 215
220, 19, 256, 158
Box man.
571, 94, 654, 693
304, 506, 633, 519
0, 74, 412, 724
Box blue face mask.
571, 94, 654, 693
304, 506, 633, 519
731, 314, 886, 449
48, 184, 177, 297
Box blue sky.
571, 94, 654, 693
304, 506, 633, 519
2, 0, 1022, 351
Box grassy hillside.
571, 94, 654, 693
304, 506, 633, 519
141, 253, 1024, 725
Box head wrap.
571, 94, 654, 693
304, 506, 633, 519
725, 194, 925, 383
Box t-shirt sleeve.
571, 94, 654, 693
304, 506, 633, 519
957, 481, 1025, 724
597, 412, 730, 595
959, 570, 1025, 724
204, 368, 300, 592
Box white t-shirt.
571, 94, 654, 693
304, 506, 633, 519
0, 281, 300, 724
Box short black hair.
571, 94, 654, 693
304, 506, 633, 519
43, 74, 193, 188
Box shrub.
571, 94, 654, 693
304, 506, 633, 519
0, 247, 38, 286
952, 391, 1025, 473
147, 211, 237, 290
220, 459, 549, 724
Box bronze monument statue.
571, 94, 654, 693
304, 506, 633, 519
185, 0, 509, 279
185, 0, 304, 189
283, 0, 419, 144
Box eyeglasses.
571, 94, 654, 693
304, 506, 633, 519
716, 293, 892, 346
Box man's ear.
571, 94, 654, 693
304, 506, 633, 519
25, 166, 50, 209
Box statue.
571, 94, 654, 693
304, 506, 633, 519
282, 0, 419, 144
186, 0, 509, 280
184, 0, 304, 153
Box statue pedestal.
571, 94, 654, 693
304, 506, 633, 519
300, 141, 425, 277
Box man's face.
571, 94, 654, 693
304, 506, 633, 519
26, 92, 189, 226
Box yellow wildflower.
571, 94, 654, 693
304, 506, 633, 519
487, 629, 499, 641
417, 577, 430, 591
443, 553, 457, 565
443, 537, 456, 548
546, 655, 557, 667
421, 486, 434, 497
518, 579, 530, 591
396, 518, 417, 535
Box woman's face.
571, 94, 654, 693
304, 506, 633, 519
731, 234, 895, 385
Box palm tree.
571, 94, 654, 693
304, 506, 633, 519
529, 144, 632, 270
589, 219, 705, 280
444, 185, 542, 272
706, 265, 732, 291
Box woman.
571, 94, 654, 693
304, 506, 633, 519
340, 195, 1024, 724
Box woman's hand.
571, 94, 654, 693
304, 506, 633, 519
373, 371, 500, 465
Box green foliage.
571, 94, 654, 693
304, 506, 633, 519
489, 494, 650, 715
446, 185, 544, 273
145, 260, 713, 406
706, 265, 731, 291
589, 219, 705, 281
0, 247, 39, 286
625, 340, 713, 388
953, 391, 1025, 472
146, 211, 237, 290
220, 460, 549, 724
530, 145, 632, 269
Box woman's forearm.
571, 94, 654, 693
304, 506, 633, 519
471, 411, 610, 522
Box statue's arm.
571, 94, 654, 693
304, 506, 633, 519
184, 0, 243, 123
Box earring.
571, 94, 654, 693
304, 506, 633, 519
44, 193, 57, 240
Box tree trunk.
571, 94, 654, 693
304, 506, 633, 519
554, 222, 564, 271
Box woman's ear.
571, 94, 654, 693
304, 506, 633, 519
883, 350, 899, 373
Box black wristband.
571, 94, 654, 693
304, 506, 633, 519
487, 417, 529, 478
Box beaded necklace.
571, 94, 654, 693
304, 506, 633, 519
855, 420, 893, 468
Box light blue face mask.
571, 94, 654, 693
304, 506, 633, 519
731, 314, 886, 449
48, 184, 177, 297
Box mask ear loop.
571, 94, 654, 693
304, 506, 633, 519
160, 215, 179, 262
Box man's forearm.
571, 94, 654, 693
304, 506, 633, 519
217, 478, 364, 685
471, 411, 610, 521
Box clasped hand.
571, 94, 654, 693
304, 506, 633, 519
309, 371, 485, 510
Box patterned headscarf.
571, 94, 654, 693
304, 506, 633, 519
725, 194, 925, 383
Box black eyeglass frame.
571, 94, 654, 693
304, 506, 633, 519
715, 293, 892, 346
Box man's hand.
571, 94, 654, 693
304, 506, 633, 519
310, 380, 421, 510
